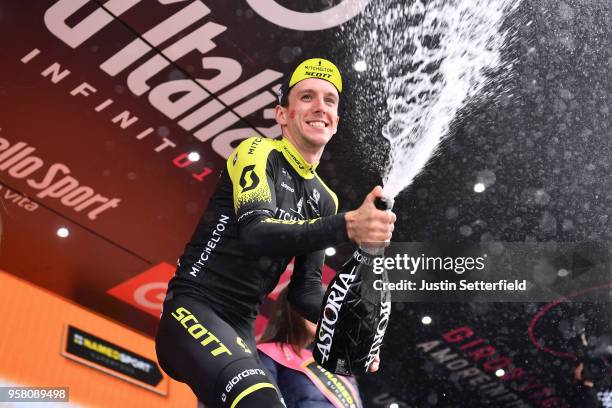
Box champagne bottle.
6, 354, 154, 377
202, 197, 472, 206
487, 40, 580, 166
313, 197, 393, 375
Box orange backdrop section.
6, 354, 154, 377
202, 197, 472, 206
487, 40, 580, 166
0, 271, 196, 407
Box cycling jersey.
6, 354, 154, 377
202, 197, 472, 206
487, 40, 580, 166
168, 136, 348, 324
158, 136, 348, 407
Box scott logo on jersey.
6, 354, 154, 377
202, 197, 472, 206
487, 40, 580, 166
239, 165, 260, 192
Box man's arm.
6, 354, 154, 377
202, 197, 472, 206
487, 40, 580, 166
227, 137, 348, 256
227, 138, 395, 257
287, 251, 326, 323
239, 214, 347, 256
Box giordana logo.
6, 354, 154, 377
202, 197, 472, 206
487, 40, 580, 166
247, 0, 372, 31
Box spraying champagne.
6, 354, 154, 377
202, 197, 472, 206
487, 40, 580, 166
314, 196, 394, 375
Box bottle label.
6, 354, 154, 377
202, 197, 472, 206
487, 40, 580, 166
353, 249, 374, 265
365, 299, 392, 370
316, 265, 359, 363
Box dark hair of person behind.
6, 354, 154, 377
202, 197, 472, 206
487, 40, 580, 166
259, 287, 312, 357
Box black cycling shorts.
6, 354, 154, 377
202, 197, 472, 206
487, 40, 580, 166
156, 294, 285, 408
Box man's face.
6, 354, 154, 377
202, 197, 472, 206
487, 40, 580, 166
276, 78, 340, 150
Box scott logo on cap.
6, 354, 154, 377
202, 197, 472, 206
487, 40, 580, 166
288, 58, 342, 93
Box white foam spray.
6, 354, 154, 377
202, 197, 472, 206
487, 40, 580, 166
343, 0, 521, 198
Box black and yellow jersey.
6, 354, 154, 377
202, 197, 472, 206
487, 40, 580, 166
168, 137, 348, 323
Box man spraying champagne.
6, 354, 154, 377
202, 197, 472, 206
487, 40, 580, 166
314, 197, 394, 375
156, 58, 395, 407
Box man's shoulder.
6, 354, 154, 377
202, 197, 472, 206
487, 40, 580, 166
234, 136, 279, 154
312, 173, 339, 214
229, 137, 280, 166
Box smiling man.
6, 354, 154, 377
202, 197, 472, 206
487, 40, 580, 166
156, 58, 396, 408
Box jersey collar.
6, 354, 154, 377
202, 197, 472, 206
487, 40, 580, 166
279, 138, 319, 178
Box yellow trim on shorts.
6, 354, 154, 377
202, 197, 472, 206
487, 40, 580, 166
230, 382, 277, 408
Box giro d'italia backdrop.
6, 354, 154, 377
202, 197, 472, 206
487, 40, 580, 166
1, 1, 612, 407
